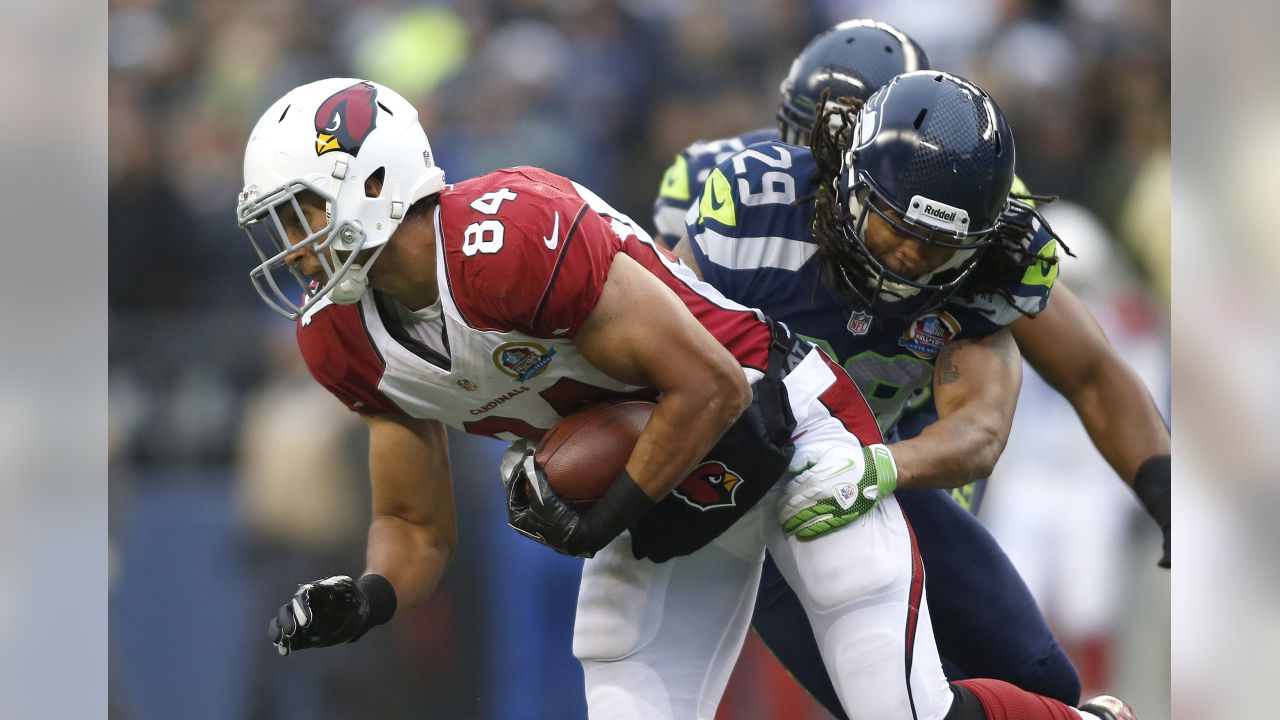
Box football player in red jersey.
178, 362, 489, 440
238, 78, 1133, 720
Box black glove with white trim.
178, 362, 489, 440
505, 450, 653, 558
268, 574, 396, 656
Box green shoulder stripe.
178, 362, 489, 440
658, 154, 691, 202
1021, 237, 1059, 288
698, 167, 737, 228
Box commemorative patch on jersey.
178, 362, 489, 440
672, 461, 744, 511
492, 342, 556, 381
898, 311, 960, 359
846, 309, 873, 336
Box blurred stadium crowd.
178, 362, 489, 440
107, 0, 1170, 718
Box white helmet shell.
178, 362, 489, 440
238, 78, 446, 319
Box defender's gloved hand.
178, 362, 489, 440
505, 451, 654, 559
268, 574, 396, 656
780, 444, 897, 541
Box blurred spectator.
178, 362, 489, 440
234, 324, 372, 719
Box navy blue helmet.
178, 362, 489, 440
777, 20, 930, 146
834, 71, 1016, 318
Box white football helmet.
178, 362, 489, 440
237, 78, 446, 320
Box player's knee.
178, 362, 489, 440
573, 589, 649, 661
1018, 644, 1081, 706
573, 547, 666, 662
574, 619, 642, 662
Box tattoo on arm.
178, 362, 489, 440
936, 343, 962, 385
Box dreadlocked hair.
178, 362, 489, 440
948, 193, 1073, 318
806, 90, 877, 306
806, 93, 1073, 319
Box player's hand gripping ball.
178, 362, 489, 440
504, 400, 653, 556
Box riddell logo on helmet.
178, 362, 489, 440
314, 82, 379, 157
923, 204, 956, 222
905, 194, 968, 234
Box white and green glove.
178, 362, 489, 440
780, 444, 897, 540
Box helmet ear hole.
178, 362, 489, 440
364, 167, 386, 198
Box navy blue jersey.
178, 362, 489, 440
652, 128, 779, 248
686, 139, 1059, 438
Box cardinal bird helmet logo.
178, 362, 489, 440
314, 82, 379, 157
672, 461, 744, 511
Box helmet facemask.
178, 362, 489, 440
240, 179, 385, 320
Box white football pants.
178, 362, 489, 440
572, 347, 954, 720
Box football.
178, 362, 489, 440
533, 400, 655, 507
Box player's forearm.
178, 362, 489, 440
890, 411, 1008, 489
626, 378, 751, 500
364, 514, 455, 619
1064, 361, 1169, 484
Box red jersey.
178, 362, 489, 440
297, 167, 771, 440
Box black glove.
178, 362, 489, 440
268, 574, 396, 656
506, 450, 654, 558
1133, 454, 1171, 569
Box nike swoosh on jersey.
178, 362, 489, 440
709, 182, 729, 212
542, 211, 560, 249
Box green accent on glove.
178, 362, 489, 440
783, 444, 898, 541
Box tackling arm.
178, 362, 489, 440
891, 329, 1023, 490
1012, 281, 1170, 565
1012, 282, 1169, 484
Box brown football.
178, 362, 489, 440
533, 400, 655, 507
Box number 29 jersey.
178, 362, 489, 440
685, 139, 1060, 435
296, 166, 773, 440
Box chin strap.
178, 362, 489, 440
327, 242, 388, 305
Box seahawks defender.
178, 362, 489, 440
667, 66, 1150, 720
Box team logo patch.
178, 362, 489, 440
493, 342, 556, 381
672, 461, 744, 511
456, 378, 479, 392
846, 310, 873, 336
314, 82, 379, 157
898, 311, 960, 359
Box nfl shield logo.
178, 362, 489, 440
847, 310, 872, 336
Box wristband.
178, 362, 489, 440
1132, 454, 1170, 527
581, 470, 656, 552
357, 573, 398, 629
